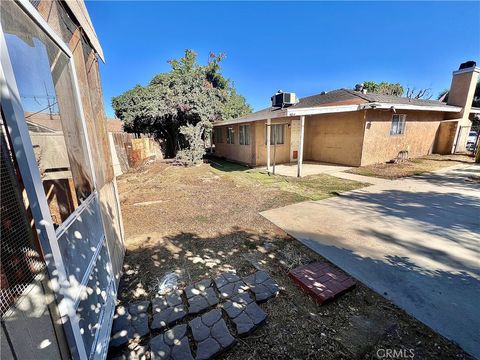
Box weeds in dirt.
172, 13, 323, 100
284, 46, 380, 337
115, 159, 471, 359
348, 154, 474, 179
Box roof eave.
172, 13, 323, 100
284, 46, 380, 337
213, 102, 464, 127
287, 104, 361, 116
361, 102, 462, 113
213, 108, 288, 126
64, 0, 105, 62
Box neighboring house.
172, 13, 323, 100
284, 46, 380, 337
213, 62, 479, 175
1, 1, 124, 359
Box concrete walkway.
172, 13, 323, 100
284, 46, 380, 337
329, 170, 391, 185
267, 161, 390, 185
261, 165, 480, 358
270, 162, 351, 177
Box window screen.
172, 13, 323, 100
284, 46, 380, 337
390, 114, 406, 135
266, 124, 285, 145
226, 128, 235, 144
1, 0, 94, 227
214, 127, 223, 143
239, 125, 250, 145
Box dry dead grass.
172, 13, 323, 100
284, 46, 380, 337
348, 154, 474, 179
115, 160, 471, 360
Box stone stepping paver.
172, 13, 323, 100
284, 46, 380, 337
214, 272, 249, 300
129, 300, 150, 316
189, 309, 236, 360
154, 290, 184, 309
243, 271, 279, 302
131, 300, 150, 338
223, 293, 267, 336
110, 270, 278, 359
151, 291, 187, 330
150, 324, 193, 360
110, 306, 133, 348
288, 261, 355, 305
131, 312, 149, 338
185, 279, 219, 314
111, 301, 151, 348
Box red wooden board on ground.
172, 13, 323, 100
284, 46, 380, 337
288, 261, 356, 305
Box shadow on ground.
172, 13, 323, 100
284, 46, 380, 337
296, 233, 480, 359
336, 187, 480, 255
117, 228, 474, 360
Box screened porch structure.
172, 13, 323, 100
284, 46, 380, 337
1, 1, 124, 359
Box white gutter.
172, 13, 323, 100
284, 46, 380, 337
287, 104, 361, 116
360, 102, 462, 113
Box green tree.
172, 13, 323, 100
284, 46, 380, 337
362, 81, 404, 96
112, 50, 252, 161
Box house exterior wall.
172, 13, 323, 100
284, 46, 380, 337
255, 118, 292, 166
214, 122, 255, 165
303, 112, 365, 166
433, 121, 458, 154
214, 109, 450, 168
361, 110, 444, 165
214, 118, 292, 166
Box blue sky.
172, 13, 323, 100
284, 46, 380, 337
86, 1, 480, 118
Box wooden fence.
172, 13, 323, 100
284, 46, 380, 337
110, 133, 162, 174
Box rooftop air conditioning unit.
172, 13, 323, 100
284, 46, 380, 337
271, 91, 298, 108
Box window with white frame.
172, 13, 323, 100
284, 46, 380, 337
239, 125, 250, 145
226, 127, 235, 144
265, 124, 285, 145
390, 114, 406, 135
214, 127, 223, 143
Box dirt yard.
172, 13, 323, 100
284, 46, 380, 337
348, 154, 474, 179
116, 159, 472, 359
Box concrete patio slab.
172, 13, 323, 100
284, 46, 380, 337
261, 165, 480, 358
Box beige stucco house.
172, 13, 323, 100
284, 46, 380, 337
213, 62, 479, 175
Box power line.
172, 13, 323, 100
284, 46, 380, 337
24, 101, 58, 119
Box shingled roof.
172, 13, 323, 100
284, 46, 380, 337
341, 89, 454, 107
224, 88, 459, 125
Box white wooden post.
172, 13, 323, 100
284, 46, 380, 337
266, 118, 271, 172
297, 115, 305, 177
